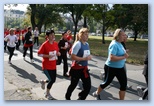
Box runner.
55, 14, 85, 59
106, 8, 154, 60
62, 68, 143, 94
4, 28, 18, 64
38, 30, 61, 100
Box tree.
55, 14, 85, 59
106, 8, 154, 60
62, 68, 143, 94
61, 4, 89, 40
112, 4, 148, 41
90, 4, 114, 44
27, 4, 63, 34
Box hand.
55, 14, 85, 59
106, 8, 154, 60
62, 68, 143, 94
85, 55, 92, 60
126, 49, 129, 52
48, 55, 54, 58
62, 46, 67, 50
124, 53, 129, 58
57, 52, 61, 56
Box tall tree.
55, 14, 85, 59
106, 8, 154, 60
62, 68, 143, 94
90, 4, 114, 44
27, 4, 63, 33
61, 4, 89, 40
112, 4, 148, 41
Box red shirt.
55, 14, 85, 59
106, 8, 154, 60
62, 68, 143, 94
67, 34, 73, 41
38, 40, 59, 70
15, 31, 21, 40
21, 29, 28, 39
4, 31, 9, 38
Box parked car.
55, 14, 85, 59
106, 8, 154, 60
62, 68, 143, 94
91, 32, 96, 36
97, 33, 101, 36
127, 33, 135, 38
107, 34, 113, 37
140, 34, 148, 39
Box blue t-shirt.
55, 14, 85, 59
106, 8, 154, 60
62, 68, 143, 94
72, 41, 90, 66
105, 40, 126, 68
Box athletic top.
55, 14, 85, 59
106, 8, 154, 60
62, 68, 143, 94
105, 40, 126, 68
4, 30, 9, 38
15, 31, 21, 40
38, 40, 59, 70
33, 30, 39, 37
21, 29, 28, 39
4, 34, 17, 47
72, 41, 90, 66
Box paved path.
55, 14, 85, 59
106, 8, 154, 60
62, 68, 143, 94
4, 45, 146, 100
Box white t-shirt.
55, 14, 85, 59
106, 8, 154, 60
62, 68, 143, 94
5, 34, 18, 47
33, 30, 39, 37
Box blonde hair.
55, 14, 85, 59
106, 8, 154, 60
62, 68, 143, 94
74, 33, 79, 43
9, 28, 15, 34
113, 29, 124, 41
78, 28, 89, 40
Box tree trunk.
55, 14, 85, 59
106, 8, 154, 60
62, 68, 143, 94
134, 30, 138, 41
74, 22, 78, 41
102, 25, 105, 44
83, 16, 87, 28
30, 4, 36, 30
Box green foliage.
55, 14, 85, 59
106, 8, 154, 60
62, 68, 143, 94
39, 34, 148, 65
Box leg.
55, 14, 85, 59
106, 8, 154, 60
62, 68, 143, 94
116, 68, 127, 100
29, 46, 33, 60
119, 91, 126, 100
142, 88, 148, 100
37, 37, 39, 46
97, 65, 115, 94
44, 70, 56, 99
93, 65, 115, 100
18, 39, 21, 49
7, 46, 15, 63
4, 41, 7, 51
79, 70, 91, 100
57, 55, 62, 65
65, 69, 80, 100
62, 54, 68, 76
23, 47, 28, 57
34, 37, 36, 45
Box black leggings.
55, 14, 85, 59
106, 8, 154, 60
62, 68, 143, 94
44, 70, 56, 89
57, 54, 68, 75
100, 65, 127, 91
65, 68, 91, 100
23, 46, 33, 59
34, 37, 39, 46
7, 46, 15, 61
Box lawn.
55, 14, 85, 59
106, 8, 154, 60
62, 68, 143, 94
39, 34, 148, 65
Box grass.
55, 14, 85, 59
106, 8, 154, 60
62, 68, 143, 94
39, 34, 148, 65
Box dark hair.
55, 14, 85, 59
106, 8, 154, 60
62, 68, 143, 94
46, 30, 55, 36
28, 26, 31, 30
50, 30, 55, 34
62, 31, 67, 36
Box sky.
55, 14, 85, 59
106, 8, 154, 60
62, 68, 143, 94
4, 4, 28, 12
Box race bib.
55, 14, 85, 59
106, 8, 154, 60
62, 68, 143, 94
83, 50, 90, 58
65, 42, 68, 48
49, 51, 57, 61
8, 41, 16, 46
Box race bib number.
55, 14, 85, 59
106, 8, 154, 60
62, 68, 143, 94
49, 51, 57, 61
83, 50, 90, 58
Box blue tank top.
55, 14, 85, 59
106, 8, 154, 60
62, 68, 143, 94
72, 41, 90, 66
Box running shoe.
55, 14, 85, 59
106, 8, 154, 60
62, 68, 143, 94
92, 91, 101, 100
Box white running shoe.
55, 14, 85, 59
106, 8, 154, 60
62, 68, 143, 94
92, 91, 101, 100
31, 59, 34, 63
